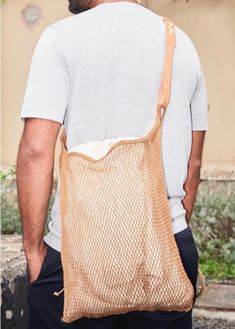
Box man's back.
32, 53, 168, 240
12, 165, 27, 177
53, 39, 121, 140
20, 1, 208, 252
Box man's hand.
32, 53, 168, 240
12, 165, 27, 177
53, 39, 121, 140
16, 118, 61, 267
25, 242, 48, 284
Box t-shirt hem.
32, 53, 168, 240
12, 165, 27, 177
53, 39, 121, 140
44, 231, 61, 252
44, 215, 189, 253
192, 121, 208, 131
171, 216, 188, 234
20, 114, 63, 125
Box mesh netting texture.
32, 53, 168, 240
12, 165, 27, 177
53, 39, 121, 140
58, 17, 195, 323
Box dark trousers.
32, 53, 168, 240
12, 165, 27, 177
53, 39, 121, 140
28, 225, 199, 329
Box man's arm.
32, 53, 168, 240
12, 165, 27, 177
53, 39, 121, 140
182, 131, 206, 224
16, 118, 61, 283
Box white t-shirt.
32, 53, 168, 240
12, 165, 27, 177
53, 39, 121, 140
20, 2, 208, 252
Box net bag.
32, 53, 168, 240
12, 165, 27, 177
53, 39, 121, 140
57, 16, 206, 323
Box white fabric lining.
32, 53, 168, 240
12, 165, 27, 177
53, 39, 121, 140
68, 136, 141, 160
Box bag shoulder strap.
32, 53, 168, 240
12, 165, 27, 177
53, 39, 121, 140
157, 16, 176, 115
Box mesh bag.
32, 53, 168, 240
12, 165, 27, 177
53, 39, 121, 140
56, 16, 206, 323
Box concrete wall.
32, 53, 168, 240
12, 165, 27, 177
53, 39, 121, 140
1, 0, 235, 177
1, 235, 28, 329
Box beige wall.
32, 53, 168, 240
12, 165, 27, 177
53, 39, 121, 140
1, 0, 71, 168
1, 0, 235, 178
146, 0, 235, 178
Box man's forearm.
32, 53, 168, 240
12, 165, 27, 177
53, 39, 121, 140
182, 130, 206, 224
16, 144, 54, 255
182, 168, 201, 224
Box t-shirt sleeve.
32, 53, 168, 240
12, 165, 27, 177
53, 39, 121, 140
20, 26, 69, 124
190, 64, 209, 131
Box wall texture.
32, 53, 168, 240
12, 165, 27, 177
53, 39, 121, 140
1, 0, 235, 177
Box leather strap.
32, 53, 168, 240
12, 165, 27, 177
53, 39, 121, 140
157, 17, 176, 116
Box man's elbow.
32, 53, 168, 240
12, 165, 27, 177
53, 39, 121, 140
17, 136, 50, 164
188, 160, 202, 181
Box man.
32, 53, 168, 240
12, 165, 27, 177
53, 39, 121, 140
16, 0, 208, 328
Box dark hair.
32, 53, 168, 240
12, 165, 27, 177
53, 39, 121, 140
68, 0, 93, 14
68, 0, 80, 14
